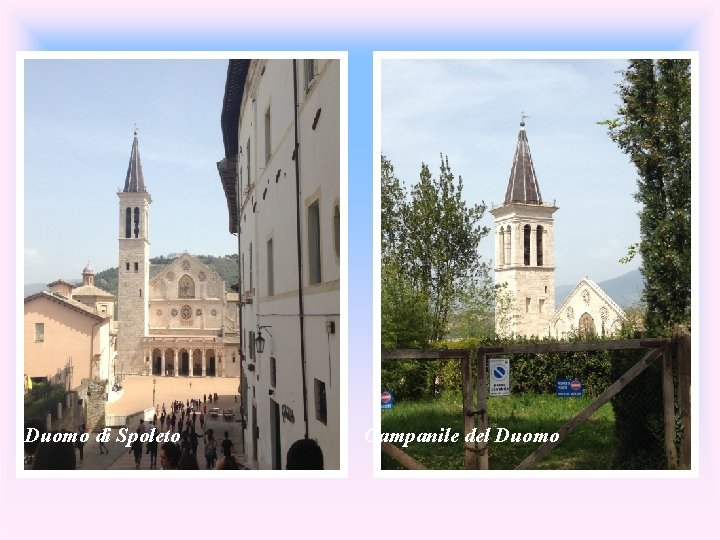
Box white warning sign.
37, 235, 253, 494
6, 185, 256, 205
489, 358, 510, 396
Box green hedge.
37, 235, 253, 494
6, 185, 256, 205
382, 334, 615, 400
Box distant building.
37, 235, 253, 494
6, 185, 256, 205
550, 277, 625, 336
218, 59, 341, 469
24, 266, 115, 384
116, 132, 240, 379
492, 120, 624, 337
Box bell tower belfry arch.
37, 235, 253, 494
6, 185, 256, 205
117, 130, 152, 375
491, 119, 558, 336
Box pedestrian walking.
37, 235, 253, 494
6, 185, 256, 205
76, 424, 86, 463
129, 428, 143, 469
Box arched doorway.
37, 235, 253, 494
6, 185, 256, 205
207, 353, 216, 376
152, 348, 162, 375
579, 313, 596, 336
164, 348, 175, 376
180, 349, 190, 376
192, 349, 202, 376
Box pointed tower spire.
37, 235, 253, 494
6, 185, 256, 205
504, 116, 542, 205
123, 129, 146, 192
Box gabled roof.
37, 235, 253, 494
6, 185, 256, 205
47, 279, 75, 290
504, 121, 543, 205
24, 291, 109, 322
149, 253, 225, 288
71, 284, 115, 299
123, 132, 146, 193
552, 276, 626, 325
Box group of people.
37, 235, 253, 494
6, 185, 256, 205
25, 387, 324, 470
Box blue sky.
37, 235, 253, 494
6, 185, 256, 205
380, 58, 642, 287
23, 58, 237, 284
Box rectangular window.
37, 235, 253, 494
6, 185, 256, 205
539, 299, 545, 314
267, 238, 274, 296
270, 357, 276, 388
334, 205, 340, 258
126, 262, 130, 271
134, 262, 139, 272
308, 201, 321, 285
314, 378, 327, 425
264, 106, 271, 165
526, 297, 531, 313
304, 59, 318, 93
34, 323, 44, 342
249, 243, 253, 291
249, 331, 255, 361
246, 138, 251, 188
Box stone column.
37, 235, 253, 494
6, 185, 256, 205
161, 349, 166, 377
201, 348, 206, 377
189, 349, 194, 377
174, 349, 179, 377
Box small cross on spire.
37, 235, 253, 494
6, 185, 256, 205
133, 123, 139, 136
520, 111, 529, 127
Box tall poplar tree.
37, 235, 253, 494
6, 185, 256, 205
602, 59, 691, 468
603, 59, 691, 334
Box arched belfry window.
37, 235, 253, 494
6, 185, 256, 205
506, 226, 512, 265
125, 208, 132, 238
523, 225, 531, 266
178, 274, 195, 299
499, 226, 505, 266
134, 207, 140, 238
536, 225, 544, 266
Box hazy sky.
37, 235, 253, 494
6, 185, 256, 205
23, 58, 237, 284
381, 58, 642, 286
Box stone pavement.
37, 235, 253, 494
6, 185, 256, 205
75, 375, 248, 471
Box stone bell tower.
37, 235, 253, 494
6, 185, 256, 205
117, 131, 152, 375
491, 118, 558, 336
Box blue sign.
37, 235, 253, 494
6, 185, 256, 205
556, 378, 583, 397
493, 366, 506, 379
381, 390, 395, 409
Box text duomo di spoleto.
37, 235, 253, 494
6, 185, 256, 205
381, 427, 560, 448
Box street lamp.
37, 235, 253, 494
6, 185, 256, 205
256, 325, 272, 354
153, 377, 156, 407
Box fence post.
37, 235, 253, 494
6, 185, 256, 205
662, 343, 678, 469
462, 353, 478, 470
675, 326, 691, 469
476, 352, 489, 470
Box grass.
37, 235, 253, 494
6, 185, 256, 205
381, 392, 616, 470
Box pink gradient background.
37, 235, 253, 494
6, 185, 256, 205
4, 1, 718, 537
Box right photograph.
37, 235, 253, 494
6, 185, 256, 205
377, 54, 696, 473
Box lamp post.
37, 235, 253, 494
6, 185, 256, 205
153, 377, 156, 407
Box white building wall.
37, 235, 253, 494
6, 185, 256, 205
235, 59, 340, 469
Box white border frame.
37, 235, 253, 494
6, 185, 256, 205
17, 50, 349, 479
373, 50, 699, 478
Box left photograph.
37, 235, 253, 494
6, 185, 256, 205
21, 56, 343, 472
